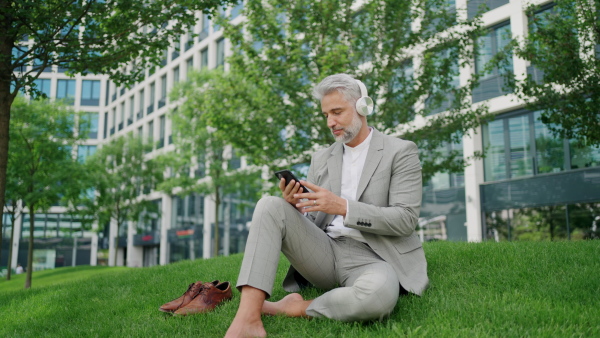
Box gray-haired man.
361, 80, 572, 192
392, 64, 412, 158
226, 73, 428, 338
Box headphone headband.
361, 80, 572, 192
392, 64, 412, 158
355, 79, 369, 97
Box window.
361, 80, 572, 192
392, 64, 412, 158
110, 108, 115, 135
482, 110, 600, 182
103, 112, 108, 139
105, 81, 110, 105
159, 75, 167, 108
199, 13, 210, 41
424, 47, 460, 115
467, 0, 509, 19
148, 120, 154, 143
424, 139, 465, 190
216, 38, 225, 68
533, 111, 564, 174
229, 148, 241, 170
81, 80, 100, 106
473, 21, 513, 103
231, 1, 243, 19
172, 38, 181, 60
79, 113, 99, 139
186, 57, 194, 75
213, 7, 225, 32
158, 115, 166, 148
507, 115, 533, 178
148, 82, 155, 115
200, 48, 209, 69
138, 89, 145, 120
173, 66, 180, 83
526, 3, 561, 83
118, 102, 125, 131
57, 79, 76, 104
77, 145, 97, 163
185, 27, 194, 51
33, 79, 52, 99
128, 97, 134, 126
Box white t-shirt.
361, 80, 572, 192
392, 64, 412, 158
325, 128, 373, 242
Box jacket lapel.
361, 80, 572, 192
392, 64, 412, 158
356, 129, 384, 200
327, 142, 343, 196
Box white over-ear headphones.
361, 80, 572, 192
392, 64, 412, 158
355, 79, 374, 116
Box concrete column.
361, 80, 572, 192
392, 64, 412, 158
224, 196, 231, 257
90, 221, 98, 266
127, 220, 143, 267
160, 194, 172, 265
463, 128, 485, 242
203, 193, 215, 259
10, 207, 23, 270
108, 218, 118, 266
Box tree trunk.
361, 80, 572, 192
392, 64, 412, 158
0, 17, 17, 271
5, 215, 15, 281
114, 223, 120, 267
25, 206, 34, 289
0, 78, 15, 269
213, 185, 220, 257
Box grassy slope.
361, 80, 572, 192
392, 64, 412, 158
0, 241, 598, 337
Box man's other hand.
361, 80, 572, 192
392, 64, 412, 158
294, 181, 347, 217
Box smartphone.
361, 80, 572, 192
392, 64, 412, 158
274, 170, 309, 193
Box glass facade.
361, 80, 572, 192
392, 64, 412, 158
79, 112, 99, 139
56, 79, 76, 104
216, 38, 225, 67
483, 110, 600, 181
421, 139, 467, 241
81, 80, 101, 106
77, 145, 97, 162
169, 194, 205, 262
481, 110, 600, 241
467, 0, 509, 19
473, 21, 513, 103
33, 78, 51, 98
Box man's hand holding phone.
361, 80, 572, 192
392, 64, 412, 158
275, 170, 310, 212
275, 169, 346, 216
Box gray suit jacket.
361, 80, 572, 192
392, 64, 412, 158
283, 128, 429, 295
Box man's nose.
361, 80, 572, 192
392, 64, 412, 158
327, 116, 336, 128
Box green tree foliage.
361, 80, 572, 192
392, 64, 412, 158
0, 0, 237, 270
81, 135, 164, 266
8, 96, 84, 288
506, 0, 600, 147
160, 70, 262, 257
202, 0, 490, 180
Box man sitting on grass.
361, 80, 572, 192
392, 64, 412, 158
226, 73, 429, 338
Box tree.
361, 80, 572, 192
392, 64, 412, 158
0, 0, 237, 274
80, 135, 163, 267
201, 0, 490, 180
8, 96, 84, 289
504, 0, 600, 147
3, 157, 22, 281
160, 70, 262, 257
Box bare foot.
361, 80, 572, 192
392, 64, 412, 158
261, 293, 311, 317
225, 313, 266, 338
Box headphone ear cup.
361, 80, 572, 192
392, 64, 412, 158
356, 96, 374, 116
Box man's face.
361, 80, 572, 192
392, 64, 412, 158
321, 91, 362, 144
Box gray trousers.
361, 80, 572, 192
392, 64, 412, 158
236, 196, 400, 322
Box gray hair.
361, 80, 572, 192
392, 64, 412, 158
312, 73, 362, 105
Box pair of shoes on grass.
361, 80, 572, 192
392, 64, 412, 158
159, 280, 232, 316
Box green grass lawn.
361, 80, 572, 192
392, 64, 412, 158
0, 241, 598, 337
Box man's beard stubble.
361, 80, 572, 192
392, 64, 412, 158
332, 113, 362, 144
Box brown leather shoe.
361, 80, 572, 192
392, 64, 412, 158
159, 280, 219, 313
173, 281, 233, 316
